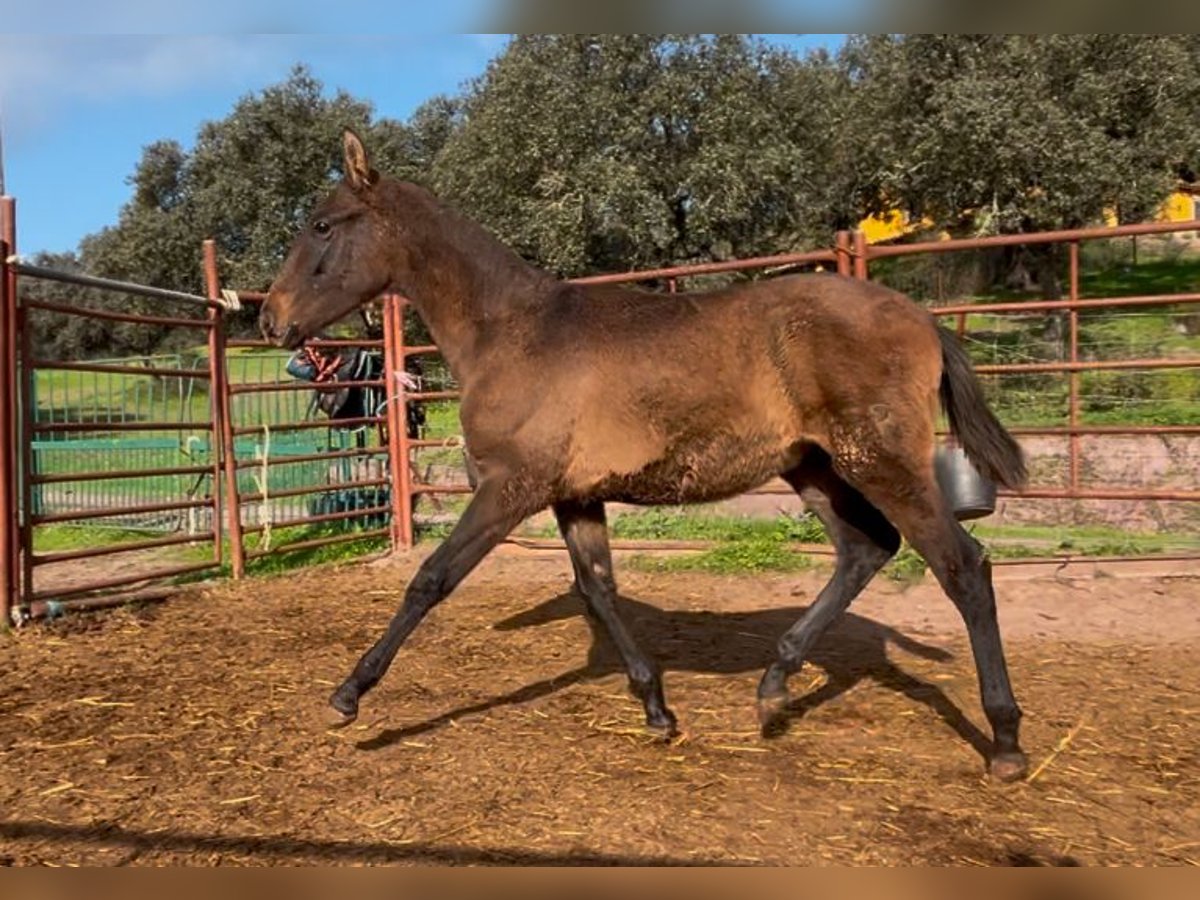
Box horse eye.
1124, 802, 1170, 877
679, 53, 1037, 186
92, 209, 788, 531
313, 220, 331, 236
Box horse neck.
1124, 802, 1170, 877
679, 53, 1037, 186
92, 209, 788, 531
390, 204, 551, 383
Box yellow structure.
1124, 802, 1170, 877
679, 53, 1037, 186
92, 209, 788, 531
856, 208, 913, 244
1101, 188, 1196, 229
865, 188, 1198, 243
1159, 190, 1197, 223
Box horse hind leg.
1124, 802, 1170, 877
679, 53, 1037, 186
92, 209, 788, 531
757, 456, 900, 733
848, 458, 1027, 782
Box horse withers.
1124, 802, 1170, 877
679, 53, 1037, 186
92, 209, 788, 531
260, 131, 1030, 782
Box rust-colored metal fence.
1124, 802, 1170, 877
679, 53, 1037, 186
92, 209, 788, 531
390, 221, 1200, 542
1, 192, 1197, 624
201, 245, 409, 579
863, 220, 1200, 508
1, 200, 229, 626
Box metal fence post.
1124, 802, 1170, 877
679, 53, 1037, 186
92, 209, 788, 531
0, 196, 16, 624
1068, 240, 1081, 499
852, 229, 869, 281
384, 296, 414, 549
835, 230, 852, 277
203, 240, 246, 578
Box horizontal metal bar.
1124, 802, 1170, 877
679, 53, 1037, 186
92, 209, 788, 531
411, 482, 474, 495
33, 420, 214, 434
28, 560, 219, 601
975, 358, 1199, 375
236, 477, 389, 505
231, 416, 383, 436
931, 292, 1200, 317
504, 536, 837, 556
12, 260, 221, 308
225, 340, 279, 349
709, 477, 1200, 502
225, 338, 385, 349
32, 496, 213, 525
990, 553, 1200, 568
500, 537, 1200, 571
1005, 425, 1200, 437
746, 484, 793, 496
29, 359, 210, 379
867, 219, 1200, 258
229, 379, 385, 395
240, 504, 391, 535
407, 390, 460, 402
300, 338, 384, 349
1000, 488, 1200, 501
23, 586, 178, 619
244, 527, 390, 561
403, 345, 446, 360
22, 299, 215, 329
403, 345, 441, 360
232, 446, 389, 469
31, 531, 217, 566
409, 437, 466, 449
569, 248, 839, 286
32, 463, 215, 485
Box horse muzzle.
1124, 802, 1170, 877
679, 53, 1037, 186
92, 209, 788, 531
259, 301, 303, 349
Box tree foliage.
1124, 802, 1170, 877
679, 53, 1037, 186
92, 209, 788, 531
845, 34, 1200, 235
432, 34, 837, 274
32, 36, 1200, 357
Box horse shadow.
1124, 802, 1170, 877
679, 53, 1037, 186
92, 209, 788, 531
357, 590, 990, 762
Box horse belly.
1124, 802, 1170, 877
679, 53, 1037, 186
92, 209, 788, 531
596, 433, 796, 505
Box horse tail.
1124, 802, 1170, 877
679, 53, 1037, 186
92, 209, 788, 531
937, 326, 1027, 490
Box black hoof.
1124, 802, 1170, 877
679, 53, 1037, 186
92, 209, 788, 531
757, 692, 790, 738
646, 711, 679, 740
327, 685, 360, 728
990, 750, 1029, 783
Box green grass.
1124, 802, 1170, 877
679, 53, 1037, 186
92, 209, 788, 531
33, 348, 319, 435
883, 545, 929, 586
1080, 255, 1200, 299
238, 523, 390, 577
627, 537, 815, 574
30, 346, 391, 511
32, 524, 168, 552
29, 504, 1199, 587
970, 522, 1195, 557
608, 507, 828, 543
160, 522, 389, 585
551, 511, 1195, 577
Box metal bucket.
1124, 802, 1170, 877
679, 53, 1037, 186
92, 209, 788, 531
935, 445, 997, 521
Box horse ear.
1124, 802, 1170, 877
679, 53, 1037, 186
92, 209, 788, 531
342, 129, 378, 190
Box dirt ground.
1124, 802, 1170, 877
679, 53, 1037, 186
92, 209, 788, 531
1, 548, 1198, 866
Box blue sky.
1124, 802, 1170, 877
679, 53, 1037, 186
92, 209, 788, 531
0, 32, 841, 257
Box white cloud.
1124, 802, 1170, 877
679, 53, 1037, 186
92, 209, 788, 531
3, 1, 326, 32
0, 36, 295, 142
2, 0, 500, 33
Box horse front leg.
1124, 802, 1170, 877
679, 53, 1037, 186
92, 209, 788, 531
554, 499, 677, 736
329, 478, 532, 725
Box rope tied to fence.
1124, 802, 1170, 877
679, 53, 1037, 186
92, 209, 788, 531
218, 289, 242, 311
253, 424, 272, 553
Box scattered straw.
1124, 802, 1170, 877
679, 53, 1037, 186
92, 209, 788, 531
73, 697, 134, 708
218, 794, 260, 806
1026, 716, 1090, 783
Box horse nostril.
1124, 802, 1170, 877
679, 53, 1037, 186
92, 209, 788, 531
259, 307, 276, 339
